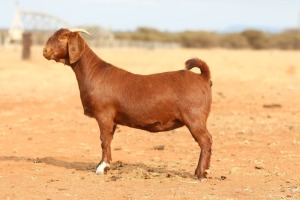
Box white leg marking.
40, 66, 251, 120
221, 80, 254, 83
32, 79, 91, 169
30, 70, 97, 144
95, 162, 110, 175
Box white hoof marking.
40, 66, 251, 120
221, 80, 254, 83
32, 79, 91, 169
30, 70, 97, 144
96, 162, 110, 175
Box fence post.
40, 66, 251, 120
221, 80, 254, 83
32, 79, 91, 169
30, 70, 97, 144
22, 32, 32, 60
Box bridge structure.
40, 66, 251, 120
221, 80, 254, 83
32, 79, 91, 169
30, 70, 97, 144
18, 10, 70, 31
6, 8, 115, 46
8, 8, 71, 43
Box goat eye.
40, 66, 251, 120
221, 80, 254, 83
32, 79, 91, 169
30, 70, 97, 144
59, 37, 67, 42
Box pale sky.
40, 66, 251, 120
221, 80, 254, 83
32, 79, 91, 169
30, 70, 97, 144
1, 0, 300, 32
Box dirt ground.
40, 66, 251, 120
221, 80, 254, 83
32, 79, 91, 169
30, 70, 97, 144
0, 46, 299, 199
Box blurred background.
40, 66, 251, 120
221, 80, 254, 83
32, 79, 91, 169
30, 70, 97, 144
1, 0, 300, 51
1, 1, 300, 198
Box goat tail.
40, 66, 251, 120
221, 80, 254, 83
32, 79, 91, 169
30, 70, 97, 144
185, 58, 211, 81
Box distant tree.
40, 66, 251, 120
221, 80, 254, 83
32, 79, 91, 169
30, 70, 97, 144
220, 33, 249, 49
241, 30, 268, 49
179, 31, 218, 48
115, 27, 179, 43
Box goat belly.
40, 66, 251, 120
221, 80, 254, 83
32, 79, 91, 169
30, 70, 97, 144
114, 114, 184, 132
133, 120, 184, 132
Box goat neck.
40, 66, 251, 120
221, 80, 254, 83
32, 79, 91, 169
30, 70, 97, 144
70, 45, 108, 80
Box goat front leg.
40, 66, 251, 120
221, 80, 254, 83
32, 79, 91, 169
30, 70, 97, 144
95, 119, 116, 175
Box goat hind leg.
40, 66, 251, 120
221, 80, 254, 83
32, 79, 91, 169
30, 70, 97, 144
189, 127, 212, 180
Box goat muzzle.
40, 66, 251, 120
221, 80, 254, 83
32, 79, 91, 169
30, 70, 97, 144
43, 47, 52, 60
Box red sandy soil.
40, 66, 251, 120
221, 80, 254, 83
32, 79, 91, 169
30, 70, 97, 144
0, 46, 299, 199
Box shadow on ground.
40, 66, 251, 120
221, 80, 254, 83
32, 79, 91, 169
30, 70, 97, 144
0, 156, 194, 179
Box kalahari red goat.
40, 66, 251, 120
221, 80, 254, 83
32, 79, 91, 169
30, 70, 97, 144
43, 28, 213, 180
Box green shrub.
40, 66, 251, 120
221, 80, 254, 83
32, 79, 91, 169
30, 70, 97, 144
269, 31, 300, 49
114, 26, 300, 50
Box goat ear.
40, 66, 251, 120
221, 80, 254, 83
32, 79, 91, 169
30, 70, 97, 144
68, 32, 85, 64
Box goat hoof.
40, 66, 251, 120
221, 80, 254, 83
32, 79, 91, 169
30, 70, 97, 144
95, 162, 110, 175
195, 175, 208, 182
198, 177, 208, 182
195, 171, 208, 181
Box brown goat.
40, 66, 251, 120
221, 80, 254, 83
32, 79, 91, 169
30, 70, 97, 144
43, 28, 213, 180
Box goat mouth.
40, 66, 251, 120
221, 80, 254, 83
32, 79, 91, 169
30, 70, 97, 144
43, 52, 58, 62
43, 54, 51, 60
54, 58, 64, 63
43, 55, 65, 64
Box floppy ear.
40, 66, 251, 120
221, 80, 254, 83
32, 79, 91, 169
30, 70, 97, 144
68, 32, 85, 64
